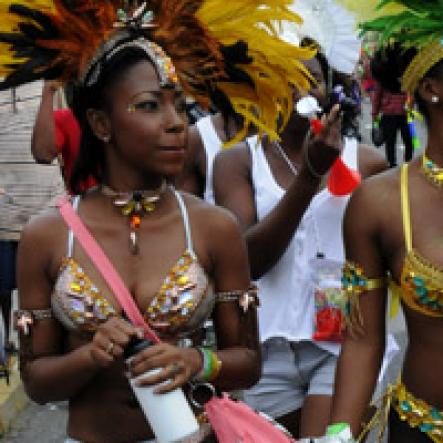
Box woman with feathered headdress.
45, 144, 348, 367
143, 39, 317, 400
4, 1, 313, 441
324, 1, 443, 442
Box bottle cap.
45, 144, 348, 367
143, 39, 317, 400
124, 337, 153, 360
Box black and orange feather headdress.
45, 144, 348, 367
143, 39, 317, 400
0, 0, 315, 143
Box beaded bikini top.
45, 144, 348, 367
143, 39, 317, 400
52, 191, 214, 338
392, 164, 443, 317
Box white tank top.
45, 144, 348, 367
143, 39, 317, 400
248, 136, 357, 348
195, 116, 222, 204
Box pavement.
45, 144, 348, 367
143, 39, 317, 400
0, 401, 67, 443
0, 358, 28, 439
0, 98, 424, 442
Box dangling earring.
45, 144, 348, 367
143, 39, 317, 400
431, 95, 439, 103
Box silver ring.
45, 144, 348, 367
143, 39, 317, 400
105, 341, 115, 356
169, 362, 183, 377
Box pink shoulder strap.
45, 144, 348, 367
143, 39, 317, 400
57, 197, 160, 343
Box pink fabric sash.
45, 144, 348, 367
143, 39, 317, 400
58, 197, 160, 343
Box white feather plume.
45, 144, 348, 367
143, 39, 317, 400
280, 0, 361, 74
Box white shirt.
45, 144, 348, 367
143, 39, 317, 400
249, 136, 357, 353
195, 116, 222, 204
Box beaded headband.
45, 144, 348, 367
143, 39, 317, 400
82, 33, 178, 88
81, 4, 178, 88
401, 40, 443, 95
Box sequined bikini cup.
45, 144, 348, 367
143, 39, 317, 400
399, 250, 443, 317
52, 249, 211, 336
397, 163, 443, 317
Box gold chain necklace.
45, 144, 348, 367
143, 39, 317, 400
421, 154, 443, 188
101, 180, 168, 254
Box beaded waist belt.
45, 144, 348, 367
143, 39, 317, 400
360, 379, 443, 442
392, 381, 443, 442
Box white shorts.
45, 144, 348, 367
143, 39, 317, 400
244, 338, 337, 418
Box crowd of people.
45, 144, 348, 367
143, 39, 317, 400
0, 0, 442, 442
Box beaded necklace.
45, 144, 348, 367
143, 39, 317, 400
273, 141, 324, 258
421, 154, 443, 189
101, 180, 168, 254
273, 141, 298, 176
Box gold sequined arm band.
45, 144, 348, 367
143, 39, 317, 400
342, 261, 387, 294
342, 262, 387, 334
14, 309, 53, 335
215, 285, 259, 313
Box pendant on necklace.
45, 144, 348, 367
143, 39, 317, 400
101, 181, 167, 255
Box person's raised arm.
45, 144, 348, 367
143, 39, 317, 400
214, 107, 341, 280
330, 178, 388, 438
31, 82, 59, 164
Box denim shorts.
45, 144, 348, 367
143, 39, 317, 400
244, 338, 337, 418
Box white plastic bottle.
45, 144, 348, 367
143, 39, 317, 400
125, 339, 200, 443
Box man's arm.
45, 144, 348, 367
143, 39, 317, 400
31, 82, 59, 164
357, 143, 389, 178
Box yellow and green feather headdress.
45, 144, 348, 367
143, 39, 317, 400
343, 0, 443, 94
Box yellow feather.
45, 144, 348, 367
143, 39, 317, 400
196, 0, 315, 145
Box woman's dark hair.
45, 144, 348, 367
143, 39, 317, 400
371, 42, 443, 120
301, 37, 363, 138
69, 46, 154, 194
370, 42, 415, 93
63, 81, 77, 110
209, 41, 252, 138
301, 37, 330, 89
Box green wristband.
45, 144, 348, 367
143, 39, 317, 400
326, 423, 350, 436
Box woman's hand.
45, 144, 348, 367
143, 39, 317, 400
89, 317, 143, 368
302, 104, 342, 178
129, 343, 202, 394
42, 80, 59, 95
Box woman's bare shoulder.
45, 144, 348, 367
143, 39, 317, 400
20, 207, 67, 250
180, 192, 240, 234
214, 140, 251, 166
348, 166, 401, 225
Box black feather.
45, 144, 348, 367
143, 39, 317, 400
10, 4, 58, 37
18, 22, 50, 40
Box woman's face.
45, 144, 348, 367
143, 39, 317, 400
304, 57, 327, 107
103, 60, 187, 178
288, 57, 327, 130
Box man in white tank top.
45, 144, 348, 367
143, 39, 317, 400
213, 53, 388, 439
